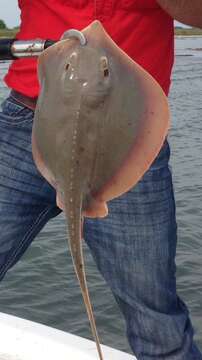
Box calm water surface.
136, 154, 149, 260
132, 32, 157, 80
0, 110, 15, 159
0, 36, 201, 354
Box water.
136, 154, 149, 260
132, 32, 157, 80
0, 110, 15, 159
0, 36, 201, 354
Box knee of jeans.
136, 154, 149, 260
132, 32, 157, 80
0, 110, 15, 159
127, 315, 195, 358
114, 287, 194, 357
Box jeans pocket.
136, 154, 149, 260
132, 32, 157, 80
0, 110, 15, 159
0, 97, 34, 126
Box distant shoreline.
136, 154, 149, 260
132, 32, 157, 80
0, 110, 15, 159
175, 28, 202, 36
0, 27, 202, 39
0, 29, 17, 38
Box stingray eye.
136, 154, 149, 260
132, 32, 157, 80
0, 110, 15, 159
100, 56, 109, 77
65, 63, 70, 71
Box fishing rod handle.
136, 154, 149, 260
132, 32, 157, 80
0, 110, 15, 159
0, 39, 16, 60
0, 39, 55, 60
0, 30, 87, 60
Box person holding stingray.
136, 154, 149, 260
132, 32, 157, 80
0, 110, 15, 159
0, 1, 202, 359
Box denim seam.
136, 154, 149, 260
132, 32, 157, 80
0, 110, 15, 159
0, 117, 33, 125
0, 206, 54, 278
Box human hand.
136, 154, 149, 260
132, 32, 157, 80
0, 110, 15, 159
56, 191, 108, 218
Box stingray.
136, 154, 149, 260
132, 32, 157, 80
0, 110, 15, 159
32, 20, 170, 360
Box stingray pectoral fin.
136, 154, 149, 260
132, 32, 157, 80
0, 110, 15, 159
94, 81, 170, 203
78, 20, 170, 205
56, 191, 65, 210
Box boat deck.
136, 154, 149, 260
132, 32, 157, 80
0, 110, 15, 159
0, 312, 135, 360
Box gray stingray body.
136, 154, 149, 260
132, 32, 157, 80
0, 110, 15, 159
32, 21, 169, 360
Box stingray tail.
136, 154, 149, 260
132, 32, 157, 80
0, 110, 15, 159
64, 193, 104, 360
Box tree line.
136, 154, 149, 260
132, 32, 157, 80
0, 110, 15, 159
0, 20, 7, 29
0, 19, 19, 30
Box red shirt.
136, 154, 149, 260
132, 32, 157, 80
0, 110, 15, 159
4, 0, 174, 97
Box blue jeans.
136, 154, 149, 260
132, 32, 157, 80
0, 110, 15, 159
0, 96, 201, 360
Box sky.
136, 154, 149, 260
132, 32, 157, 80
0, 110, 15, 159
1, 0, 20, 28
0, 0, 189, 29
